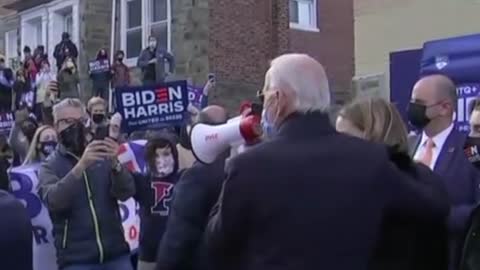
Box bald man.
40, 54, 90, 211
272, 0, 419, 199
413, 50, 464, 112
156, 105, 229, 270
408, 75, 480, 269
206, 54, 448, 270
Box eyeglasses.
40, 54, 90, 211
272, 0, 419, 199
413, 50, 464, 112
56, 117, 87, 126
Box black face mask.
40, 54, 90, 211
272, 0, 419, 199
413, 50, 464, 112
59, 121, 87, 155
117, 57, 124, 62
92, 114, 105, 124
465, 137, 480, 169
407, 102, 431, 129
39, 141, 57, 157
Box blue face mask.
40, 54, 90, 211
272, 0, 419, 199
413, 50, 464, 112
261, 109, 277, 138
39, 141, 57, 157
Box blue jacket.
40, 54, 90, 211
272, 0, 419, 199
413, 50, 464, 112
0, 190, 32, 270
37, 144, 135, 268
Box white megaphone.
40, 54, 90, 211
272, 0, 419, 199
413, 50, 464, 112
190, 114, 262, 164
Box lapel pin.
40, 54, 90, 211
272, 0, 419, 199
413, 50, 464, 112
448, 147, 455, 153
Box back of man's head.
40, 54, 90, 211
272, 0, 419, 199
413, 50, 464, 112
197, 105, 228, 126
268, 54, 330, 113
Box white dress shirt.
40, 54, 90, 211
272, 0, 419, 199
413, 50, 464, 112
414, 123, 454, 170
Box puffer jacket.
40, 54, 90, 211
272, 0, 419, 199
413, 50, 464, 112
38, 144, 135, 268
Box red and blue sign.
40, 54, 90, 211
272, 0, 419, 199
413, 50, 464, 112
115, 80, 189, 133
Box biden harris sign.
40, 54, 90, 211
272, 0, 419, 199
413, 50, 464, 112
115, 81, 189, 133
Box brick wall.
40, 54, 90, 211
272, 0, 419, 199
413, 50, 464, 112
209, 0, 289, 111
290, 0, 354, 105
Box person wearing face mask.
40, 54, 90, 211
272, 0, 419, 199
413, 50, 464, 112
57, 57, 80, 99
407, 75, 480, 269
35, 60, 56, 122
0, 56, 14, 112
137, 36, 175, 86
90, 49, 112, 100
206, 54, 448, 270
22, 125, 57, 165
54, 32, 79, 72
86, 97, 108, 138
132, 132, 181, 270
112, 50, 131, 88
464, 98, 480, 169
336, 97, 449, 270
38, 98, 135, 270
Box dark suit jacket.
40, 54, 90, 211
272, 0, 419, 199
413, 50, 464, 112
156, 155, 227, 270
0, 190, 32, 270
370, 149, 449, 270
409, 128, 480, 267
206, 112, 449, 270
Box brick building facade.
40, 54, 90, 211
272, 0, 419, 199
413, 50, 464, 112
0, 0, 354, 110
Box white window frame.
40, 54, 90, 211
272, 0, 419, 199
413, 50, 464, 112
19, 6, 48, 58
5, 30, 18, 68
120, 0, 172, 67
289, 0, 319, 32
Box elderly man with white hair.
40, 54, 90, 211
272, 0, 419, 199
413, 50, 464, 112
206, 54, 448, 270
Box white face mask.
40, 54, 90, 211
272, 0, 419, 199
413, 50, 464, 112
149, 41, 157, 48
154, 154, 174, 177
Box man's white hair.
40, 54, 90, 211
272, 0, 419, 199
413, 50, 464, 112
52, 98, 86, 123
268, 53, 330, 112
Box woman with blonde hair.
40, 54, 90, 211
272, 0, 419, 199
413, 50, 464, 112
336, 97, 448, 270
22, 125, 57, 165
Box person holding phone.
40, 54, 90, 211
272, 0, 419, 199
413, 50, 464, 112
38, 98, 135, 270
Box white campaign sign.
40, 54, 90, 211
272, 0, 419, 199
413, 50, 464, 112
9, 163, 139, 270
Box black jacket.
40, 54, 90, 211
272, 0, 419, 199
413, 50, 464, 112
53, 40, 78, 69
0, 190, 32, 270
369, 148, 449, 270
206, 112, 449, 270
37, 144, 135, 268
156, 155, 227, 270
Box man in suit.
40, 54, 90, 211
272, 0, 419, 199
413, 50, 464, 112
156, 106, 229, 270
206, 53, 449, 270
407, 74, 480, 268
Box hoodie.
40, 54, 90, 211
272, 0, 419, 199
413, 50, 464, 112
134, 132, 182, 262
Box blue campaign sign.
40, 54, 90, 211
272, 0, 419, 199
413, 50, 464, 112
187, 85, 208, 109
0, 111, 14, 135
456, 83, 480, 133
115, 80, 189, 133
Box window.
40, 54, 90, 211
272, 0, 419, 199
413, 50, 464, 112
64, 13, 73, 36
5, 30, 19, 68
126, 0, 142, 59
121, 0, 171, 65
289, 0, 318, 31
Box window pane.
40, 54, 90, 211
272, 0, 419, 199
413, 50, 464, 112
7, 31, 17, 58
35, 23, 42, 48
126, 29, 142, 58
64, 15, 73, 37
289, 0, 299, 23
298, 2, 312, 26
127, 0, 142, 28
150, 22, 168, 50
152, 0, 167, 22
